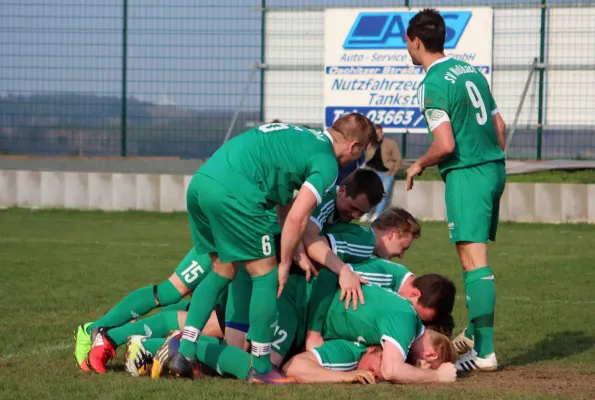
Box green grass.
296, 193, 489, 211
1, 209, 594, 399
397, 168, 595, 184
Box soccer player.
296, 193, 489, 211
76, 249, 214, 372
132, 262, 456, 384
285, 330, 456, 384
304, 207, 422, 348
170, 115, 374, 381
223, 169, 385, 350
404, 9, 506, 371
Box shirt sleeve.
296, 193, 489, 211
326, 226, 375, 263
378, 313, 424, 359
488, 89, 499, 115
304, 153, 338, 206
311, 339, 367, 371
310, 191, 336, 232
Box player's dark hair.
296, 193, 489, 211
371, 206, 421, 238
406, 8, 446, 53
340, 169, 385, 207
425, 313, 455, 338
332, 112, 377, 146
413, 274, 456, 321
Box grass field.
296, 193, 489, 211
1, 208, 594, 400
398, 168, 595, 184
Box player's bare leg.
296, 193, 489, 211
455, 242, 497, 372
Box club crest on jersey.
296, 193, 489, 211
343, 11, 472, 50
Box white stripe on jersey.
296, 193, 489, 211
334, 241, 374, 251
335, 245, 374, 257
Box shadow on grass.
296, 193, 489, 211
506, 330, 595, 367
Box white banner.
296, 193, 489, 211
324, 8, 493, 134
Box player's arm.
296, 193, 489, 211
407, 108, 455, 190
303, 229, 348, 276
278, 187, 319, 295
283, 351, 375, 384
492, 111, 506, 151
380, 339, 455, 384
416, 109, 455, 168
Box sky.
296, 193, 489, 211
0, 0, 584, 111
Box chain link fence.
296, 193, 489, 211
1, 1, 593, 160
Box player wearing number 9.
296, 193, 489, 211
404, 9, 506, 373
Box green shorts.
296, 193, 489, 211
186, 173, 279, 263
444, 160, 506, 243
311, 340, 367, 371
173, 248, 213, 292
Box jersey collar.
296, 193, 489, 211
426, 55, 452, 73
323, 130, 334, 144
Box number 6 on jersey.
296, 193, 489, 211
261, 235, 272, 256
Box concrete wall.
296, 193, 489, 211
1, 169, 594, 223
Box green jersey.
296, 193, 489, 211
325, 222, 376, 263
349, 258, 413, 292
310, 185, 340, 233
324, 284, 425, 359
419, 57, 504, 175
199, 123, 338, 207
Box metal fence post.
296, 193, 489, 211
536, 0, 547, 160
402, 0, 410, 158
121, 0, 128, 157
259, 0, 267, 126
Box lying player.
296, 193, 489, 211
134, 275, 456, 384
127, 258, 455, 383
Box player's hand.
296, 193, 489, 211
345, 369, 376, 384
406, 161, 424, 191
293, 244, 318, 282
436, 362, 457, 383
277, 262, 291, 298
304, 330, 325, 351
338, 265, 368, 310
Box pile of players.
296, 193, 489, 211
74, 8, 506, 384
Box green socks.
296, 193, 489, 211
306, 268, 338, 332
464, 267, 496, 357
143, 338, 166, 355
196, 336, 250, 380
107, 310, 180, 346
87, 280, 182, 334
462, 270, 475, 340
246, 267, 278, 374
179, 272, 232, 360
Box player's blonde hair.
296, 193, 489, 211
331, 112, 377, 146
371, 206, 421, 238
427, 328, 457, 365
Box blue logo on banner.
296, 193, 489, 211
343, 12, 472, 50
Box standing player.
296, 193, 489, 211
170, 114, 374, 381
404, 9, 506, 372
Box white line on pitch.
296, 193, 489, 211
0, 237, 171, 248
1, 343, 71, 360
